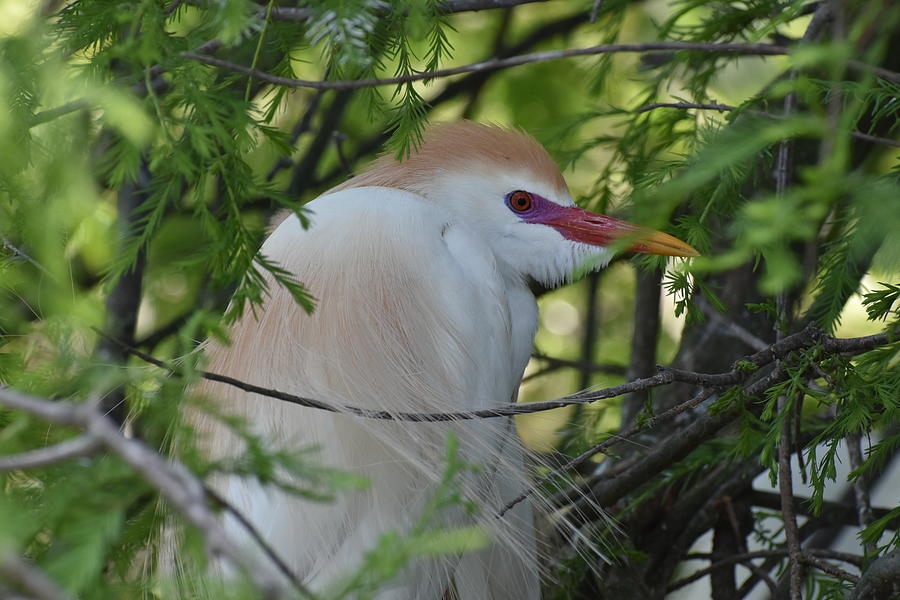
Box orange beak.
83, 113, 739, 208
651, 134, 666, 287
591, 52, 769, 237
541, 206, 700, 257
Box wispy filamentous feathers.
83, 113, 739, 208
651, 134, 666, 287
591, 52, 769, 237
183, 125, 609, 599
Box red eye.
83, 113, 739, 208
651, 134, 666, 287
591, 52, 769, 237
508, 190, 533, 212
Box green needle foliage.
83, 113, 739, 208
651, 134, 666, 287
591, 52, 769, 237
0, 0, 898, 598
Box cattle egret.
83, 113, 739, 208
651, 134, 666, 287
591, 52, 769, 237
190, 122, 698, 599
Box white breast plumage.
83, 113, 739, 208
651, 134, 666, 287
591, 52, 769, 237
191, 186, 540, 600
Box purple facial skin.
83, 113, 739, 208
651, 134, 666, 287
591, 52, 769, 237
503, 190, 700, 257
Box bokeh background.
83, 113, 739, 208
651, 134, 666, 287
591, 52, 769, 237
0, 0, 898, 598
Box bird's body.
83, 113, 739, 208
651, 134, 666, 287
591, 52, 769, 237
197, 187, 541, 598
188, 122, 697, 599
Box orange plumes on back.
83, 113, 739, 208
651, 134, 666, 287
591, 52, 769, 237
330, 121, 569, 197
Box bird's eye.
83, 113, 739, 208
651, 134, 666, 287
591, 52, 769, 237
507, 190, 533, 212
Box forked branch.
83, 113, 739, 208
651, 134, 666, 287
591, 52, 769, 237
0, 388, 287, 599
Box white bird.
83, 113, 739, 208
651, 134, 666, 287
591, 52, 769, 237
189, 122, 698, 599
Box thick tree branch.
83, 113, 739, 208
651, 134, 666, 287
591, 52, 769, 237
287, 90, 354, 197
851, 548, 900, 600
265, 85, 329, 183
95, 162, 150, 422
622, 267, 662, 426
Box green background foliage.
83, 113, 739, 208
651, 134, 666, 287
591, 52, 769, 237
0, 0, 898, 598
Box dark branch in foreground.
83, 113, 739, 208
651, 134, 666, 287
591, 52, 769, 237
100, 326, 893, 422
90, 327, 894, 526
501, 369, 777, 518
502, 326, 893, 517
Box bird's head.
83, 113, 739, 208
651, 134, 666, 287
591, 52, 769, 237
330, 121, 698, 287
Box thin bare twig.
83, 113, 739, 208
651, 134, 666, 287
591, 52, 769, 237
803, 554, 859, 583
286, 90, 354, 197
636, 101, 734, 113
846, 129, 900, 149
635, 102, 900, 148
265, 84, 329, 183
181, 42, 790, 91
846, 433, 876, 555
774, 21, 803, 589
525, 353, 626, 381
778, 391, 805, 600
849, 61, 900, 84
579, 272, 603, 391
699, 300, 769, 352
667, 548, 863, 591
820, 0, 846, 162
748, 489, 899, 529
267, 0, 547, 22
98, 326, 893, 422
204, 486, 318, 599
498, 384, 718, 516
548, 366, 795, 527
720, 495, 777, 595
0, 435, 102, 472
589, 0, 604, 23
0, 237, 56, 279
438, 0, 548, 11
106, 328, 679, 421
